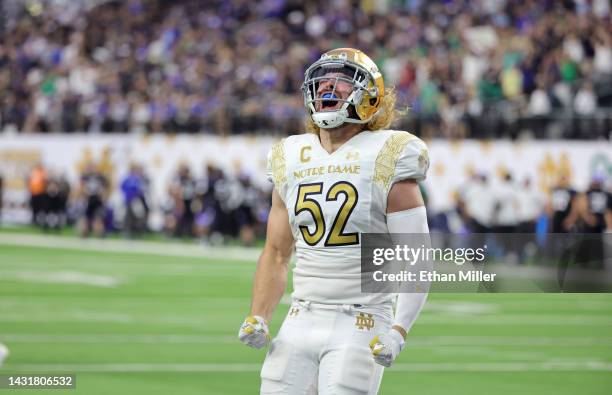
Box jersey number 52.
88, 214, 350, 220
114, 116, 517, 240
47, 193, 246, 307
294, 181, 359, 247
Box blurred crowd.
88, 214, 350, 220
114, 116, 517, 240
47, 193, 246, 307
23, 161, 272, 245
1, 0, 611, 138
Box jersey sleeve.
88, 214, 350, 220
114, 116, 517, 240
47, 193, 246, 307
266, 139, 288, 200
392, 134, 429, 184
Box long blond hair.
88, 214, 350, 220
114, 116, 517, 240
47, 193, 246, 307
305, 87, 403, 134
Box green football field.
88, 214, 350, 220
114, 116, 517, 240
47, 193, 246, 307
0, 233, 611, 395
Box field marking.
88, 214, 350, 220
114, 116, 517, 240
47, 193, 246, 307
0, 334, 237, 344
0, 270, 122, 287
3, 361, 612, 373
1, 296, 609, 313
0, 311, 135, 324
1, 312, 611, 326
0, 297, 251, 308
412, 336, 612, 347
2, 334, 612, 347
0, 260, 256, 276
0, 233, 262, 262
425, 301, 501, 314
2, 363, 262, 373
419, 315, 612, 325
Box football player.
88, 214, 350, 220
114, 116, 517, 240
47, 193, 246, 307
548, 172, 577, 233
78, 163, 109, 238
238, 48, 430, 394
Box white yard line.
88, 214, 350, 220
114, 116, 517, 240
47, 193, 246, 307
418, 315, 612, 325
0, 312, 610, 326
3, 361, 612, 373
0, 233, 261, 262
2, 363, 262, 373
0, 270, 122, 287
0, 334, 238, 344
0, 297, 251, 308
1, 334, 611, 347
0, 260, 254, 274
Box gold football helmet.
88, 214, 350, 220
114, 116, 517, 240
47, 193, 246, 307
302, 48, 384, 129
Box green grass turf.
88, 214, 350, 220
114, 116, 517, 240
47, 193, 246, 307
0, 225, 266, 247
0, 240, 611, 394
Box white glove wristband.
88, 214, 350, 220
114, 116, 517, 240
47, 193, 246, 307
388, 328, 406, 351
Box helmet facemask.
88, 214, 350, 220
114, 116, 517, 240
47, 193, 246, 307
302, 59, 379, 129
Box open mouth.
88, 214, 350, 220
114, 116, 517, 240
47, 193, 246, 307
320, 92, 340, 109
322, 100, 337, 108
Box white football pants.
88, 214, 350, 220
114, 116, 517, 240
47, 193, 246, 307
260, 299, 393, 395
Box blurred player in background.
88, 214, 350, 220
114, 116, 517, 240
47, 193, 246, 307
44, 172, 70, 231
77, 163, 109, 237
562, 174, 612, 268
28, 162, 47, 227
239, 48, 429, 394
492, 172, 520, 234
582, 174, 611, 234
120, 163, 149, 237
491, 172, 521, 260
461, 172, 494, 233
549, 172, 577, 233
194, 164, 223, 243
233, 174, 260, 246
517, 177, 545, 233
166, 164, 197, 238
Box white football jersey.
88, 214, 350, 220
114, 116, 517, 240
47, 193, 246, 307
267, 130, 429, 305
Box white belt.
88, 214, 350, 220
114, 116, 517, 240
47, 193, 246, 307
293, 298, 392, 316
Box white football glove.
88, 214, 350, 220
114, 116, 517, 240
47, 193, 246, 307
369, 329, 405, 367
238, 315, 270, 349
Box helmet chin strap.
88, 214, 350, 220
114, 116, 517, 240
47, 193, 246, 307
311, 91, 373, 129
312, 110, 348, 129
312, 106, 373, 129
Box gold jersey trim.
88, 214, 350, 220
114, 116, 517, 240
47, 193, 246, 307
373, 131, 416, 191
270, 139, 287, 187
